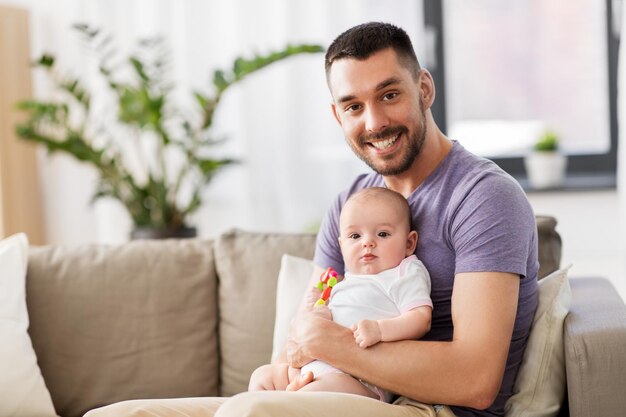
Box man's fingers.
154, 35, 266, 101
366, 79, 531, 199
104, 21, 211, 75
285, 371, 314, 391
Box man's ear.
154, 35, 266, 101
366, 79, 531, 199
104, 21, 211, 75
406, 230, 418, 255
418, 69, 436, 111
331, 102, 343, 126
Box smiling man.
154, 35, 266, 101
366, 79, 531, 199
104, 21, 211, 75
85, 22, 538, 417
274, 22, 539, 417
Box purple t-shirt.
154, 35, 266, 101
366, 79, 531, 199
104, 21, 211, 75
314, 141, 539, 417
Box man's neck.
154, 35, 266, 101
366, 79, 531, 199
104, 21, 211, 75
384, 130, 452, 198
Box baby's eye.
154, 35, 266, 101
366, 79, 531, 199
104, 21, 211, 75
349, 233, 361, 239
378, 231, 390, 238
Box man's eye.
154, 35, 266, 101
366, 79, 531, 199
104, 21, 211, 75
382, 92, 398, 101
349, 233, 361, 239
345, 104, 361, 112
378, 231, 390, 238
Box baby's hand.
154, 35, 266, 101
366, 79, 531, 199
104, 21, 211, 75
351, 319, 382, 348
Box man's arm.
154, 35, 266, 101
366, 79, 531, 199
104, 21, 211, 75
352, 306, 432, 348
288, 271, 519, 410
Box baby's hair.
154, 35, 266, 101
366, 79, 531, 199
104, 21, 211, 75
344, 187, 413, 231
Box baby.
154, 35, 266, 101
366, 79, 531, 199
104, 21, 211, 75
248, 187, 432, 401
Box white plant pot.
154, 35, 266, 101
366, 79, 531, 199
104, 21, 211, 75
524, 151, 567, 189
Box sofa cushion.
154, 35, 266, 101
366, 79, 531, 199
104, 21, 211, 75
271, 254, 314, 362
214, 230, 316, 396
505, 266, 571, 417
27, 239, 219, 417
0, 233, 57, 417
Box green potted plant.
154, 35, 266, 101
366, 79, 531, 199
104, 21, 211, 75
524, 130, 567, 189
16, 24, 323, 239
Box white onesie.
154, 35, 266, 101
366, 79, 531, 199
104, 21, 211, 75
301, 255, 432, 402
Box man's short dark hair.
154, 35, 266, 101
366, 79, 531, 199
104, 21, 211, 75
325, 22, 421, 80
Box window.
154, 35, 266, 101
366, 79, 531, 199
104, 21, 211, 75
424, 0, 620, 189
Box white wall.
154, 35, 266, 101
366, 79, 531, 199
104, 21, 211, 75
528, 190, 625, 300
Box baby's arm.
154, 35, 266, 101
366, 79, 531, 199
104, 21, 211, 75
351, 306, 432, 348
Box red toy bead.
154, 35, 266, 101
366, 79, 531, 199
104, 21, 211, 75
321, 286, 332, 301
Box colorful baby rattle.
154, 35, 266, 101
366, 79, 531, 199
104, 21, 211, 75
314, 267, 338, 307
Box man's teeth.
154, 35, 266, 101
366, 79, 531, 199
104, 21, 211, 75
370, 134, 399, 150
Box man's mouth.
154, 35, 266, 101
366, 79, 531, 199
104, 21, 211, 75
361, 126, 408, 151
369, 133, 400, 150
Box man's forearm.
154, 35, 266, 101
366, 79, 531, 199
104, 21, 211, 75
311, 320, 493, 408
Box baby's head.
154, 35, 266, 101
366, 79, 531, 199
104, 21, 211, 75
339, 187, 417, 275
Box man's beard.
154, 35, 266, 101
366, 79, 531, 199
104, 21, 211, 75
350, 108, 427, 176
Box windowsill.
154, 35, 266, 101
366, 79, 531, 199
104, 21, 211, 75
513, 172, 617, 193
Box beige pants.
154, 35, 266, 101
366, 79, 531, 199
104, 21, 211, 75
84, 392, 456, 417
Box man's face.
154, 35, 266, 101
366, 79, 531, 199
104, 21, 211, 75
328, 48, 426, 176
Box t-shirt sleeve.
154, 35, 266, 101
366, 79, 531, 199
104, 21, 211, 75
390, 257, 433, 313
313, 195, 345, 275
450, 172, 537, 278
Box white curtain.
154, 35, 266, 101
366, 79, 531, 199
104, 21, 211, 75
7, 0, 425, 244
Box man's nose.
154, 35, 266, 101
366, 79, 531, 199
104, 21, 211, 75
364, 104, 389, 133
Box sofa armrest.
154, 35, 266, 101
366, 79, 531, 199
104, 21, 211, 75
564, 278, 626, 417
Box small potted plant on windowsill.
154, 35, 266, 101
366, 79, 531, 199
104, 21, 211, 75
524, 130, 567, 190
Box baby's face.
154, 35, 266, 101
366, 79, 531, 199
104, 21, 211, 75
339, 198, 415, 275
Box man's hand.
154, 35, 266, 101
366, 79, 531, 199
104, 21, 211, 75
305, 287, 323, 308
311, 304, 332, 320
351, 319, 382, 348
286, 305, 334, 368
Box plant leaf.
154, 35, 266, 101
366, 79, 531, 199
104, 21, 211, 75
35, 54, 55, 68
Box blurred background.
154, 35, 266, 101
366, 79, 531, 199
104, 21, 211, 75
0, 0, 624, 298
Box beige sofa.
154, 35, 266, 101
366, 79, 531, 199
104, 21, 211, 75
25, 218, 626, 417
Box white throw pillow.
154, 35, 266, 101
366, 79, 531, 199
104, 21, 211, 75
505, 266, 572, 417
0, 233, 58, 417
271, 254, 314, 362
